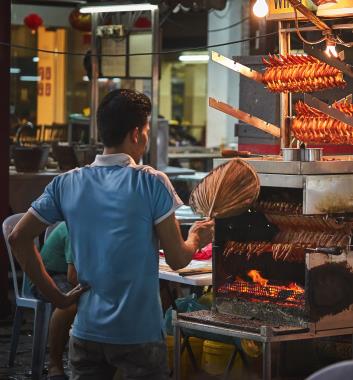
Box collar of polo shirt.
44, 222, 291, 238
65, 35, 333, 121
91, 153, 136, 167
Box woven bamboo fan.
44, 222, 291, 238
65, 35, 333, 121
189, 159, 260, 218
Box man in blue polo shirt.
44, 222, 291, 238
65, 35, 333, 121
9, 89, 214, 379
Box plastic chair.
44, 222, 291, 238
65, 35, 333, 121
44, 221, 60, 242
2, 213, 52, 380
307, 360, 353, 380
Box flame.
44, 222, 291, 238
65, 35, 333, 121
247, 270, 268, 286
288, 282, 303, 292
219, 269, 305, 307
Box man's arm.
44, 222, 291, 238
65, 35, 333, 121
155, 213, 214, 270
9, 212, 87, 308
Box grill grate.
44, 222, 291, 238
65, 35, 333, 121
218, 281, 305, 306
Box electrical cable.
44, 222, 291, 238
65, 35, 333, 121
293, 7, 326, 45
0, 30, 278, 58
208, 17, 249, 33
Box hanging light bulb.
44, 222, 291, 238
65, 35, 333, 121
253, 0, 269, 18
325, 38, 338, 58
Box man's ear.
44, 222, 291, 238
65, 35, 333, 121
131, 127, 139, 144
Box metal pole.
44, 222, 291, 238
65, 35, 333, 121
173, 317, 181, 380
278, 21, 291, 149
150, 7, 160, 168
287, 0, 331, 32
262, 342, 271, 380
0, 0, 10, 315
90, 13, 99, 144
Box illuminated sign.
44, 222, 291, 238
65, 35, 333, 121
267, 0, 317, 20
317, 0, 353, 17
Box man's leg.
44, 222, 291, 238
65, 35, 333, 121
69, 336, 115, 380
48, 304, 76, 377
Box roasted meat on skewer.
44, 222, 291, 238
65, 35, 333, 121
292, 101, 353, 145
262, 54, 346, 93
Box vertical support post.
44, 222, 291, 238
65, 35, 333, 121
150, 7, 160, 168
173, 312, 181, 380
262, 342, 271, 380
211, 242, 217, 312
278, 21, 291, 149
90, 13, 99, 144
0, 0, 10, 315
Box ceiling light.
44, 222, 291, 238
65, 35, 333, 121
253, 0, 269, 18
179, 54, 209, 63
20, 76, 40, 82
32, 57, 39, 62
80, 3, 158, 14
10, 67, 21, 74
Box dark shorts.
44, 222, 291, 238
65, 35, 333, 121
69, 336, 170, 380
31, 272, 73, 301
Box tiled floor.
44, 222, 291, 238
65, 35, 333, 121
0, 306, 254, 380
0, 308, 70, 380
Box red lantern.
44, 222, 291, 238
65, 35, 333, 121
69, 9, 92, 32
24, 13, 43, 34
134, 16, 151, 28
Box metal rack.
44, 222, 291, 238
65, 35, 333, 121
173, 310, 353, 380
210, 20, 353, 150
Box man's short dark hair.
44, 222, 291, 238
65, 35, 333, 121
97, 89, 151, 147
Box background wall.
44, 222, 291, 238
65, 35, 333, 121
206, 0, 249, 148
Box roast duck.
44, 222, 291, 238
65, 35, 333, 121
262, 54, 345, 93
292, 100, 353, 144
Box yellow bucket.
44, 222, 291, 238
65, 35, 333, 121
166, 335, 204, 380
201, 340, 241, 376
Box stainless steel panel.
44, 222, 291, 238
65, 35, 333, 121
305, 175, 353, 214
214, 158, 353, 175
258, 174, 304, 188
300, 160, 353, 174
214, 158, 303, 174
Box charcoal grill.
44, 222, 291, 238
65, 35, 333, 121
173, 158, 353, 380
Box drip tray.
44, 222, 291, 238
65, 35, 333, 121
178, 310, 309, 336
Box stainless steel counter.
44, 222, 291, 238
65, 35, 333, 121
213, 157, 353, 175
213, 157, 353, 214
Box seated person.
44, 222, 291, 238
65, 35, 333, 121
31, 222, 77, 380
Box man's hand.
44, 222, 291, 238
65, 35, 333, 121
156, 214, 214, 271
188, 218, 214, 250
56, 283, 90, 309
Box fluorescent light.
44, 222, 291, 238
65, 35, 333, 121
80, 3, 158, 14
10, 67, 21, 74
32, 57, 39, 62
83, 76, 122, 83
20, 76, 40, 82
179, 54, 209, 63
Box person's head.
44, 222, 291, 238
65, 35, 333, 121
97, 89, 151, 162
